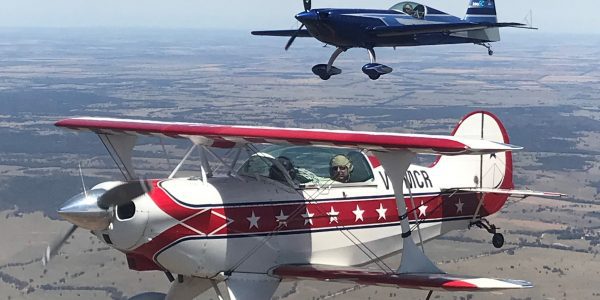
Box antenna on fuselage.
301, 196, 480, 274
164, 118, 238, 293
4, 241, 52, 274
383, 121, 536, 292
78, 162, 87, 197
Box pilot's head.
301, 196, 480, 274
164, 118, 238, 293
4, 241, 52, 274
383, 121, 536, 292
330, 154, 353, 183
403, 4, 413, 14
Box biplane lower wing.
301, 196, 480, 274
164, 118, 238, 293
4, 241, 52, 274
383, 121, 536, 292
55, 117, 521, 155
442, 188, 566, 198
270, 264, 532, 291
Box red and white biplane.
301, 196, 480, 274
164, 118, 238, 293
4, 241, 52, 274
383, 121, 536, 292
45, 111, 563, 299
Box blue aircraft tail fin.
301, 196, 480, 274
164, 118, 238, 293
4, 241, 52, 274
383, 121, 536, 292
465, 0, 498, 23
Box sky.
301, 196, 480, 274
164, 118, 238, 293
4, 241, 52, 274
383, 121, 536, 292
0, 0, 598, 34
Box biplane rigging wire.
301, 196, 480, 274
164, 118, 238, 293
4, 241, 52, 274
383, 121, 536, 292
158, 137, 173, 170
98, 134, 130, 180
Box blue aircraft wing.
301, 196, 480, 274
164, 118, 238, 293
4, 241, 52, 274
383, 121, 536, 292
251, 30, 313, 37
369, 22, 526, 37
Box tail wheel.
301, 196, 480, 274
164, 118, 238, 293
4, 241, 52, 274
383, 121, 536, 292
492, 233, 504, 248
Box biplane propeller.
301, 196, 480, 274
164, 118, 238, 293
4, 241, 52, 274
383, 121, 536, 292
43, 179, 152, 265
253, 0, 534, 80
44, 111, 563, 299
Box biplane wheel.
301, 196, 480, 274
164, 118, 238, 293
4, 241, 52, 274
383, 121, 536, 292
492, 233, 504, 248
488, 49, 494, 56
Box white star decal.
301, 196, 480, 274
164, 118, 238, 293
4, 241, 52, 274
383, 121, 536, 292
301, 208, 315, 225
418, 201, 428, 217
455, 199, 464, 214
353, 205, 365, 222
246, 210, 260, 229
326, 206, 339, 224
275, 210, 288, 227
376, 203, 387, 220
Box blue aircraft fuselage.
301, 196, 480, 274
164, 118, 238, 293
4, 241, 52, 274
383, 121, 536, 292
298, 9, 476, 49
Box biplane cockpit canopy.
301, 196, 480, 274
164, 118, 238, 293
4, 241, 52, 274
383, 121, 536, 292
237, 146, 374, 186
390, 1, 427, 19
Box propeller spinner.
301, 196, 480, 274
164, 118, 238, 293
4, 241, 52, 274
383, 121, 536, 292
43, 179, 152, 265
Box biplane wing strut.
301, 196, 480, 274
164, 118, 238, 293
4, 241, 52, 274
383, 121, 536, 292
376, 150, 442, 274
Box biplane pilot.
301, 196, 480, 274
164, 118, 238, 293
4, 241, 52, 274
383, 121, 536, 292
330, 154, 353, 183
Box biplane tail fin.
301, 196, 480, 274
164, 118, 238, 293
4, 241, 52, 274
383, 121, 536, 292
465, 0, 498, 23
430, 111, 514, 191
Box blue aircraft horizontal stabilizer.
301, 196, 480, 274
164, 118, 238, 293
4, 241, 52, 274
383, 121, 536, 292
251, 30, 313, 37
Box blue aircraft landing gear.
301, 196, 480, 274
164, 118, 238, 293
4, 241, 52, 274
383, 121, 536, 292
362, 49, 393, 80
477, 42, 494, 56
313, 47, 344, 80
312, 64, 342, 80
362, 63, 393, 80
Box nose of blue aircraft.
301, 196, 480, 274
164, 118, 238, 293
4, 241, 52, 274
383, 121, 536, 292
295, 11, 319, 24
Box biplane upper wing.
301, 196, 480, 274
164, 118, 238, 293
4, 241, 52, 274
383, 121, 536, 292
270, 264, 532, 291
369, 22, 526, 37
55, 117, 521, 155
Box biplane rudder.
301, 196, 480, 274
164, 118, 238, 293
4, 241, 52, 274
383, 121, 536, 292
430, 111, 514, 192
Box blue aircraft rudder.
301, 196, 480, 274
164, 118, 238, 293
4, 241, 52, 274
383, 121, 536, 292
465, 0, 498, 23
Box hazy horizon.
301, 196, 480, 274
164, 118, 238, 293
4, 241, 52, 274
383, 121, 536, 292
1, 0, 599, 35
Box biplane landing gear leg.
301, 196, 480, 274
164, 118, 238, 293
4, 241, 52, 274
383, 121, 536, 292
469, 218, 504, 248
477, 42, 494, 56
362, 48, 393, 80
312, 47, 344, 80
425, 290, 434, 300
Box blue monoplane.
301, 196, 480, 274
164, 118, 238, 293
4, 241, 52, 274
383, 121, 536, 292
252, 0, 529, 80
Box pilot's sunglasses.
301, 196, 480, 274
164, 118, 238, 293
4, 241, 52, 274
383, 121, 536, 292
331, 166, 348, 171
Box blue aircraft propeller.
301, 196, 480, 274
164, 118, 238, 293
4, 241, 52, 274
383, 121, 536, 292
303, 0, 311, 12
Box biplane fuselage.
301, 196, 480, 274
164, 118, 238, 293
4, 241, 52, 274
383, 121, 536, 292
94, 161, 508, 277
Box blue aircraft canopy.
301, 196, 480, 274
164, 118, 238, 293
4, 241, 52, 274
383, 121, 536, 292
390, 2, 452, 19
390, 1, 427, 18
